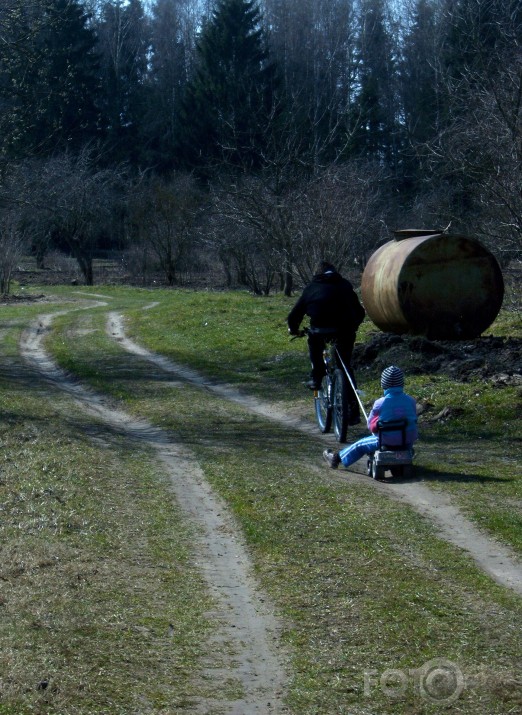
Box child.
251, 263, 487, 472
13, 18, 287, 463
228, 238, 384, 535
323, 365, 418, 469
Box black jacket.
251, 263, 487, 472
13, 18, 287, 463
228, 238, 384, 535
287, 271, 365, 334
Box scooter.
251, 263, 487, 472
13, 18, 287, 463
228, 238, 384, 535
341, 366, 416, 481
366, 419, 415, 481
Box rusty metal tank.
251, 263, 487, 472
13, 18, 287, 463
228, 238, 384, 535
361, 230, 504, 340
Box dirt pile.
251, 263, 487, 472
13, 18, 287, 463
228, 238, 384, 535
353, 332, 522, 386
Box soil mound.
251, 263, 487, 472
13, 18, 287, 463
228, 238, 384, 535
353, 332, 522, 386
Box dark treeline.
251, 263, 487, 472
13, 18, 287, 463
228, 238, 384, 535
0, 0, 520, 290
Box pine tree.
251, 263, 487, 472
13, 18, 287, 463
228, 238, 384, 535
145, 0, 196, 172
97, 0, 151, 166
177, 0, 278, 174
401, 0, 439, 147
0, 0, 101, 158
352, 0, 399, 164
396, 0, 443, 192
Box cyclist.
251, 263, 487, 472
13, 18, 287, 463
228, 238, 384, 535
323, 365, 418, 469
287, 260, 365, 423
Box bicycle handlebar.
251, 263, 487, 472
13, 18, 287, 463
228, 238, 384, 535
290, 327, 340, 340
289, 329, 307, 340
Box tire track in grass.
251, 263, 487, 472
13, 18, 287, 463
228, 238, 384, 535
107, 312, 522, 597
106, 314, 320, 438
20, 311, 288, 715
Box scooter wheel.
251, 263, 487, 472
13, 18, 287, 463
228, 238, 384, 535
371, 461, 386, 481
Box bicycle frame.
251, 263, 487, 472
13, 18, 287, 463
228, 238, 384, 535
292, 328, 359, 443
333, 349, 369, 423
311, 332, 353, 443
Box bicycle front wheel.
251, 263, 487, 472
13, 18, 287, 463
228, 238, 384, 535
333, 368, 349, 442
314, 375, 332, 433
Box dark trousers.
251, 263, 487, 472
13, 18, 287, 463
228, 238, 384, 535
308, 331, 359, 415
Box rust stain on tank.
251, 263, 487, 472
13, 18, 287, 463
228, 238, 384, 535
361, 231, 504, 340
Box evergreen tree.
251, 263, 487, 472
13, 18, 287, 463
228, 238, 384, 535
401, 0, 439, 146
97, 0, 150, 166
352, 0, 399, 165
397, 0, 442, 190
0, 0, 101, 159
177, 0, 279, 174
145, 0, 196, 172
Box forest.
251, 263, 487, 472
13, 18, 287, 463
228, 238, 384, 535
0, 0, 521, 291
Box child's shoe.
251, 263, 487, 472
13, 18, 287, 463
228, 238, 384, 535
323, 449, 341, 469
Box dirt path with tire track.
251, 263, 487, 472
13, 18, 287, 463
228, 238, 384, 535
107, 311, 522, 598
20, 308, 288, 715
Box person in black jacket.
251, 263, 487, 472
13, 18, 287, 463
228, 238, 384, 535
287, 260, 365, 422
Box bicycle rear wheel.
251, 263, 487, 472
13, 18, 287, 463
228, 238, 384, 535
333, 368, 349, 442
314, 375, 332, 433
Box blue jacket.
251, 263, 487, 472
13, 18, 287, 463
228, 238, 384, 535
368, 387, 418, 447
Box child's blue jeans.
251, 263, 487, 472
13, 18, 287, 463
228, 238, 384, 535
339, 435, 379, 467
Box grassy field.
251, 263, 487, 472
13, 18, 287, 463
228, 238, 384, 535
0, 284, 520, 714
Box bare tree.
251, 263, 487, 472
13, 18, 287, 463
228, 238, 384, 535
2, 160, 55, 268
0, 208, 26, 293
291, 162, 386, 281
204, 207, 278, 294
424, 22, 522, 263
96, 0, 150, 164
20, 149, 125, 284
126, 173, 204, 285
209, 158, 385, 294
262, 0, 358, 137
209, 167, 305, 295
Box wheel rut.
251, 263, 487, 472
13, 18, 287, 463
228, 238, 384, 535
107, 311, 522, 598
20, 309, 288, 715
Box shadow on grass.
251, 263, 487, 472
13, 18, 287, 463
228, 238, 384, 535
387, 463, 510, 485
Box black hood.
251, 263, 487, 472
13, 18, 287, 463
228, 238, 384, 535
313, 271, 344, 284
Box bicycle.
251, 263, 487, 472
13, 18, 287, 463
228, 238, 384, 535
295, 328, 357, 443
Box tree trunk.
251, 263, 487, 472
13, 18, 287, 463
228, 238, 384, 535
35, 248, 46, 270
221, 259, 232, 287
76, 254, 94, 285
283, 267, 293, 296
165, 260, 176, 285
85, 260, 94, 286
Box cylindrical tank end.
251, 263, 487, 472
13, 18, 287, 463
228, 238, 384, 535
361, 233, 504, 340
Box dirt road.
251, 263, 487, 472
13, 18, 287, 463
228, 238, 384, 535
21, 308, 288, 715
107, 311, 522, 598
17, 300, 522, 714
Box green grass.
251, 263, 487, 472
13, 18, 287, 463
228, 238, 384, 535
0, 301, 215, 713
32, 285, 522, 714
117, 287, 522, 555
2, 284, 521, 714
41, 287, 522, 555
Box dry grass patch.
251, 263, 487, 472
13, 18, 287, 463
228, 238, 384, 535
0, 388, 213, 714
